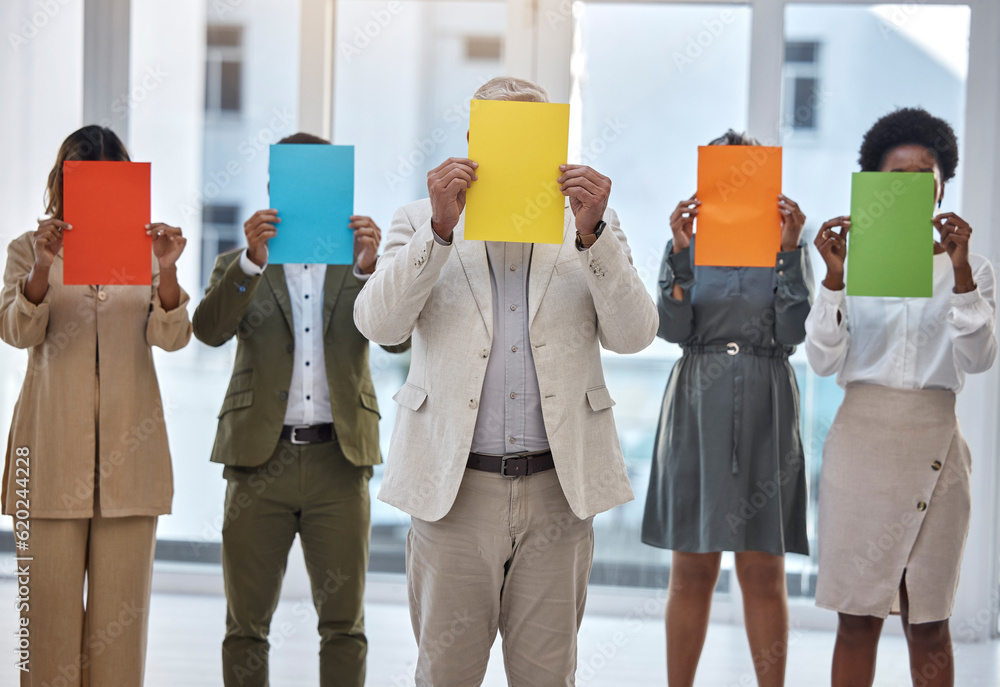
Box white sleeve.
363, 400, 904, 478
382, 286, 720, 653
804, 285, 850, 377
949, 258, 998, 374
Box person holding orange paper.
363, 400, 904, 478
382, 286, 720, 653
641, 130, 813, 687
806, 108, 996, 687
0, 125, 191, 686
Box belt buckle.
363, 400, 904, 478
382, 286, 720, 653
726, 342, 740, 356
500, 451, 530, 477
289, 424, 310, 445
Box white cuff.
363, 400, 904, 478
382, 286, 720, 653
239, 249, 266, 276
816, 284, 845, 307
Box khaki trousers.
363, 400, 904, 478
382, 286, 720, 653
221, 438, 372, 687
407, 468, 595, 687
17, 510, 157, 687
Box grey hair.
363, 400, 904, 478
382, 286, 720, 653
708, 129, 761, 146
473, 76, 550, 103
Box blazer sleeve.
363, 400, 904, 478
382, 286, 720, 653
773, 244, 815, 347
146, 264, 193, 352
353, 205, 453, 346
577, 208, 658, 354
192, 252, 266, 347
0, 234, 51, 350
656, 240, 695, 343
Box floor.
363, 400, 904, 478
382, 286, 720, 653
1, 574, 998, 686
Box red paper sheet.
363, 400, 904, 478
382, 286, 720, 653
62, 161, 152, 285
695, 146, 782, 267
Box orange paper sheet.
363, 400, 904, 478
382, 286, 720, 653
62, 161, 152, 285
694, 146, 782, 267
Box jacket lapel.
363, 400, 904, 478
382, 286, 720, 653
528, 212, 571, 325
452, 217, 493, 339
263, 265, 294, 333
322, 266, 348, 333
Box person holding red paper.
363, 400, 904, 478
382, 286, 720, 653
641, 130, 813, 687
806, 108, 997, 687
0, 125, 191, 685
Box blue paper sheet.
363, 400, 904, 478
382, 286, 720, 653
268, 144, 355, 264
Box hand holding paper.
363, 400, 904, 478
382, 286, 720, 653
350, 215, 382, 274
669, 195, 700, 253
427, 157, 478, 241
465, 99, 569, 244
558, 164, 611, 234
244, 209, 281, 268
148, 223, 187, 270
32, 218, 71, 269
814, 216, 851, 291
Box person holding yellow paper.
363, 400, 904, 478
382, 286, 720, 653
641, 130, 813, 687
806, 108, 997, 687
354, 76, 657, 686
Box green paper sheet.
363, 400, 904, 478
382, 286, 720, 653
847, 172, 935, 298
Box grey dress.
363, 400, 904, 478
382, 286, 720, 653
641, 237, 813, 555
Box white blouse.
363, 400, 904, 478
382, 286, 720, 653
805, 252, 997, 392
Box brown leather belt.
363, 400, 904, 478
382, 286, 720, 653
467, 450, 555, 477
280, 423, 335, 445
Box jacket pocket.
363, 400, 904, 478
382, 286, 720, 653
393, 383, 428, 412
586, 385, 615, 411
555, 258, 583, 276
219, 390, 254, 418
360, 391, 381, 418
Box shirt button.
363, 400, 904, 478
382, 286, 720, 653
511, 346, 517, 353
304, 265, 309, 269
306, 361, 311, 366
509, 437, 515, 444
509, 264, 516, 271
481, 349, 489, 358
510, 392, 516, 399
778, 270, 784, 276
510, 304, 516, 311
97, 291, 108, 302
917, 501, 927, 512
469, 399, 478, 409
305, 327, 310, 333
306, 395, 311, 400
778, 259, 785, 266
305, 294, 310, 299
931, 460, 942, 471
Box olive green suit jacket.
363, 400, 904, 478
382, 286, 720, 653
192, 249, 406, 468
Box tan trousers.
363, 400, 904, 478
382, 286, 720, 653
17, 510, 157, 686
407, 468, 595, 687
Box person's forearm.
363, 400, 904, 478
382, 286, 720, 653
823, 270, 845, 291
23, 265, 50, 305
158, 266, 181, 311
953, 263, 976, 294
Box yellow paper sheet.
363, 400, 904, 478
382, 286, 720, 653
465, 99, 570, 244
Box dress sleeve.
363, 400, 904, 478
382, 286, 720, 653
949, 258, 997, 374
805, 284, 849, 377
773, 245, 815, 346
0, 234, 50, 350
656, 240, 695, 343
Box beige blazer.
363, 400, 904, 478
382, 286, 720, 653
354, 199, 658, 521
1, 232, 192, 518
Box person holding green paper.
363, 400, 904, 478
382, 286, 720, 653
806, 108, 997, 687
642, 129, 813, 687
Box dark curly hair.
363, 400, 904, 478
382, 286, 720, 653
858, 107, 959, 181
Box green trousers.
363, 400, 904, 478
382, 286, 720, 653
220, 438, 372, 687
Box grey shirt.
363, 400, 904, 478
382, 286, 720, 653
469, 241, 550, 455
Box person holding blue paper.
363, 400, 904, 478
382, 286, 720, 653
641, 129, 813, 687
1, 125, 192, 686
806, 108, 997, 687
193, 132, 408, 687
354, 77, 658, 686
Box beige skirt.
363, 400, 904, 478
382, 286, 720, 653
815, 383, 971, 624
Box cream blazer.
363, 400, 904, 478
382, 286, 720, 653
1, 232, 192, 518
354, 200, 658, 521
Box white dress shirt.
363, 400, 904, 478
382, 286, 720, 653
240, 250, 333, 425
805, 252, 997, 392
